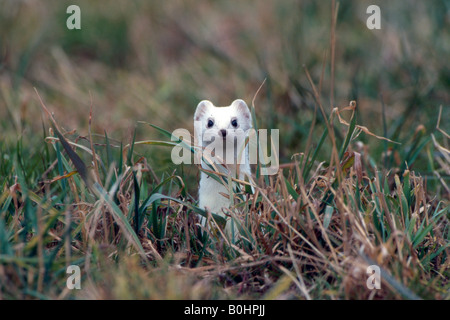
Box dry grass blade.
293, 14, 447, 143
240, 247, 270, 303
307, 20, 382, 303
35, 88, 92, 189
436, 105, 450, 139
334, 101, 400, 145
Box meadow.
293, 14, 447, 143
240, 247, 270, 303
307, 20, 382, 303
0, 0, 448, 299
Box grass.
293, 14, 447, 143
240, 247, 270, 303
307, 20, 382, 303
0, 0, 449, 299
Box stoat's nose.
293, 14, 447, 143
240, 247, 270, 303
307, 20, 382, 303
220, 129, 227, 138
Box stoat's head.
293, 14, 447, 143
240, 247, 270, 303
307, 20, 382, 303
194, 99, 253, 165
194, 99, 252, 141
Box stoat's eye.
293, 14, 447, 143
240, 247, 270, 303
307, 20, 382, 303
207, 119, 214, 128
231, 118, 238, 127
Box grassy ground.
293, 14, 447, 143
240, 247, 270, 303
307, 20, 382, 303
0, 0, 449, 299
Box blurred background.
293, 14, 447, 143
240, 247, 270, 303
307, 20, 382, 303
1, 0, 449, 194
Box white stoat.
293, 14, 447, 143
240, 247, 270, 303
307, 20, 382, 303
194, 99, 253, 233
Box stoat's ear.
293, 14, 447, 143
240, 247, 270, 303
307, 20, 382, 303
194, 100, 214, 121
231, 99, 251, 121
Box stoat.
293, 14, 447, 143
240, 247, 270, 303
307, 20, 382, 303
194, 99, 252, 234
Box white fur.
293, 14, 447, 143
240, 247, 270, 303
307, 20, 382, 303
194, 99, 252, 234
